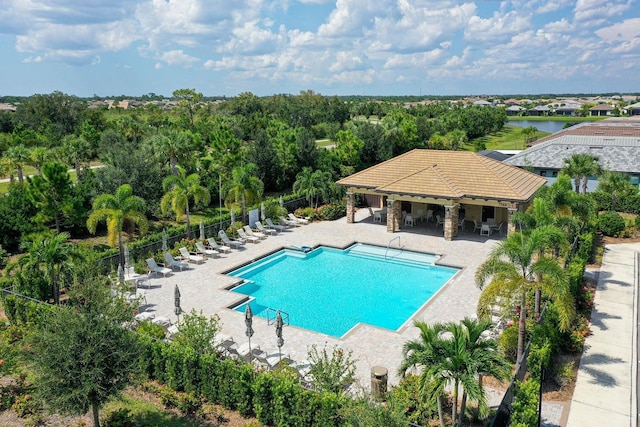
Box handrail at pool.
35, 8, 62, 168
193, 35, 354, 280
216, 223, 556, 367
385, 236, 401, 260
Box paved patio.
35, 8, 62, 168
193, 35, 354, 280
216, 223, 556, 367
137, 208, 502, 390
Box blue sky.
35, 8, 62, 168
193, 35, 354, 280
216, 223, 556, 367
0, 0, 638, 97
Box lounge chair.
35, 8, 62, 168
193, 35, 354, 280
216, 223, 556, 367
279, 216, 300, 227
178, 247, 205, 264
219, 230, 245, 249
255, 221, 277, 235
146, 258, 171, 277
195, 241, 219, 258
207, 237, 231, 253
164, 252, 189, 271
265, 218, 287, 232
237, 228, 260, 243
244, 225, 267, 240
288, 213, 309, 225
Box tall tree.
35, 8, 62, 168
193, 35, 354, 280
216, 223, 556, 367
475, 228, 574, 361
60, 135, 92, 179
5, 144, 30, 183
562, 153, 602, 194
146, 129, 196, 175
27, 161, 76, 234
293, 167, 335, 208
224, 163, 264, 224
161, 166, 210, 239
87, 184, 149, 266
27, 280, 142, 427
28, 146, 51, 175
172, 88, 203, 128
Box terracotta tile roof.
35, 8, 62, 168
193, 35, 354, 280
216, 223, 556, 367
337, 149, 546, 202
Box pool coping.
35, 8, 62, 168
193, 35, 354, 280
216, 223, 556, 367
218, 241, 466, 340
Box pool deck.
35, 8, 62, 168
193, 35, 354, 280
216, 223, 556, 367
137, 208, 502, 391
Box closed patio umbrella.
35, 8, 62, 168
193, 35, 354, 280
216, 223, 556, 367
279, 195, 283, 208
174, 285, 181, 317
199, 220, 205, 241
124, 245, 131, 269
275, 310, 284, 362
245, 303, 254, 362
117, 263, 125, 285
261, 202, 266, 221
162, 228, 168, 251
231, 209, 235, 225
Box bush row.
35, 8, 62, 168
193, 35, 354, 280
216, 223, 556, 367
589, 191, 640, 214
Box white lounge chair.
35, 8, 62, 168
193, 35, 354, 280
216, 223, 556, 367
178, 247, 205, 264
207, 237, 231, 253
164, 252, 189, 271
288, 213, 309, 225
244, 225, 267, 240
265, 218, 287, 232
195, 241, 219, 258
255, 221, 277, 235
146, 258, 171, 277
237, 228, 260, 243
279, 216, 300, 227
218, 230, 245, 249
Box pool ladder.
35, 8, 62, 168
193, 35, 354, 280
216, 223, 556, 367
266, 307, 290, 326
385, 236, 401, 260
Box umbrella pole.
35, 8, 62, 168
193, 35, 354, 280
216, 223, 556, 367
248, 336, 252, 363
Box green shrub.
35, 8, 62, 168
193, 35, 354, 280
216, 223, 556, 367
0, 245, 8, 270
316, 202, 346, 221
527, 341, 552, 379
102, 408, 134, 427
498, 325, 519, 361
598, 211, 625, 236
509, 379, 540, 427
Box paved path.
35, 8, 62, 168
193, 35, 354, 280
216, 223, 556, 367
138, 208, 505, 396
566, 242, 640, 426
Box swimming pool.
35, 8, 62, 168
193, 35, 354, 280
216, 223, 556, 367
227, 243, 459, 337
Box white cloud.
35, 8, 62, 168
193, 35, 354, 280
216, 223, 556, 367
573, 0, 632, 26
595, 17, 640, 41
465, 11, 531, 43
157, 50, 199, 67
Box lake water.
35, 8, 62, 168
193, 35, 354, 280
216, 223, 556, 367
507, 120, 568, 134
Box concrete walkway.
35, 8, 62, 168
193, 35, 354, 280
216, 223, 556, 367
566, 242, 640, 426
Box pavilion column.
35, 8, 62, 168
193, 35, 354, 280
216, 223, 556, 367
443, 205, 457, 241
386, 199, 401, 233
507, 207, 518, 235
346, 192, 355, 224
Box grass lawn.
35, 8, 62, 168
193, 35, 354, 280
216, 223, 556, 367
470, 125, 550, 151
316, 138, 334, 148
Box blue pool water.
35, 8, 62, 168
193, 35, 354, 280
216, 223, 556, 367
227, 244, 459, 337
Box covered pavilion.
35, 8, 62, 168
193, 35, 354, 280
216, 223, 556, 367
336, 149, 547, 240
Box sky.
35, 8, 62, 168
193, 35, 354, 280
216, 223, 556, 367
0, 0, 638, 98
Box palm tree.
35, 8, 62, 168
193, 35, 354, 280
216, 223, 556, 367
562, 153, 602, 194
224, 163, 264, 224
15, 232, 77, 304
400, 318, 510, 427
6, 144, 30, 183
161, 166, 210, 239
29, 146, 51, 175
293, 167, 335, 208
475, 228, 574, 362
147, 129, 194, 176
598, 170, 635, 211
87, 184, 149, 266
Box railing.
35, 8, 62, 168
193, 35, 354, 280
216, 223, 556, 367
266, 307, 290, 326
385, 236, 401, 260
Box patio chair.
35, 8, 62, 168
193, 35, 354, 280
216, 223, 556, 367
480, 224, 492, 236
164, 252, 189, 271
436, 215, 445, 228
178, 247, 205, 264
255, 221, 277, 235
404, 214, 414, 227
195, 241, 219, 258
373, 210, 382, 223
473, 220, 482, 233
207, 237, 231, 253
416, 208, 424, 222
237, 228, 260, 243
244, 225, 267, 240
279, 216, 300, 227
288, 213, 309, 225
426, 209, 434, 222
265, 218, 287, 232
218, 230, 245, 249
146, 258, 171, 277
458, 217, 466, 230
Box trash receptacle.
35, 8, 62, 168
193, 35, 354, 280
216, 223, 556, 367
371, 365, 388, 401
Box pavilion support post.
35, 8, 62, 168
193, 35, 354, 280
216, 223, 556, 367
507, 207, 518, 235
450, 204, 460, 237
346, 192, 355, 224
443, 205, 456, 241
386, 199, 401, 233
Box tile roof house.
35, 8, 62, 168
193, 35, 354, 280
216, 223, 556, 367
337, 149, 546, 240
627, 102, 640, 116
504, 118, 640, 190
589, 104, 615, 116
528, 105, 551, 116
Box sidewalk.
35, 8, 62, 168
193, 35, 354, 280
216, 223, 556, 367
566, 242, 640, 426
